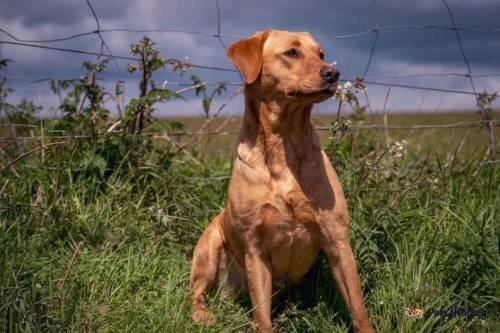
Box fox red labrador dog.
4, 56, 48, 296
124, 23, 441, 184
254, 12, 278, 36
189, 29, 374, 333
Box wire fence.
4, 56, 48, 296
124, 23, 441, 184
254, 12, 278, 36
0, 0, 499, 161
1, 1, 500, 92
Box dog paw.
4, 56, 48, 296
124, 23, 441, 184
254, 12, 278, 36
192, 309, 216, 324
353, 320, 374, 333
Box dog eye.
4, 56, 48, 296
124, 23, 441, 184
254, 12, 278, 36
319, 52, 325, 60
284, 48, 300, 58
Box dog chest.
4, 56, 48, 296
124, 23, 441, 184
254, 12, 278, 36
255, 195, 321, 281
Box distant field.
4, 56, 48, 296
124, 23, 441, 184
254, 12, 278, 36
161, 111, 500, 157
1, 112, 498, 158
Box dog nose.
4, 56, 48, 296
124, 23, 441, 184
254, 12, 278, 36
320, 66, 340, 84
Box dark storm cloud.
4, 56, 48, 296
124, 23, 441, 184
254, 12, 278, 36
219, 0, 500, 70
332, 0, 500, 71
0, 0, 127, 27
212, 0, 500, 89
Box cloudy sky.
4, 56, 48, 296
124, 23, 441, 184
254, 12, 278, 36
1, 0, 499, 117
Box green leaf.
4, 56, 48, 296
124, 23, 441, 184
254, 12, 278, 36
202, 96, 212, 114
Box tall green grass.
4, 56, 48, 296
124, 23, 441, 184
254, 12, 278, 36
1, 128, 499, 332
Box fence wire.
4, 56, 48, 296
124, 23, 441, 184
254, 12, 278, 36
1, 0, 500, 94
0, 0, 499, 155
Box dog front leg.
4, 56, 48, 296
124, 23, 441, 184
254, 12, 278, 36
245, 252, 273, 333
190, 218, 225, 324
322, 231, 374, 333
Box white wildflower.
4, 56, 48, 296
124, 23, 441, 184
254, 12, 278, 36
343, 81, 352, 89
389, 140, 407, 159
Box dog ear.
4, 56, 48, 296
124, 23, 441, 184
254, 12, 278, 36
227, 30, 270, 84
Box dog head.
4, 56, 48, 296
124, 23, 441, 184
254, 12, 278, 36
227, 29, 339, 103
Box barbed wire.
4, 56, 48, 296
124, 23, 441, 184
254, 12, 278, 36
1, 120, 498, 143
0, 0, 498, 86
365, 72, 500, 80
1, 0, 499, 98
441, 0, 477, 95
439, 0, 497, 157
359, 0, 379, 115
2, 24, 500, 45
0, 40, 238, 72
0, 1, 499, 152
214, 0, 227, 50
85, 0, 120, 71
6, 72, 490, 84
2, 72, 497, 98
361, 80, 493, 96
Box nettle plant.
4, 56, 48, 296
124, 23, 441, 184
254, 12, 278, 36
48, 58, 118, 137
125, 37, 183, 134
54, 59, 112, 135
48, 36, 196, 137
1, 58, 42, 125
0, 58, 43, 153
1, 37, 227, 179
189, 74, 227, 119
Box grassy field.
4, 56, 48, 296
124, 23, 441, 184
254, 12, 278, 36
1, 112, 499, 332
169, 111, 500, 157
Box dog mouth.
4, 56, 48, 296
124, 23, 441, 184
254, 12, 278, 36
287, 85, 336, 98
